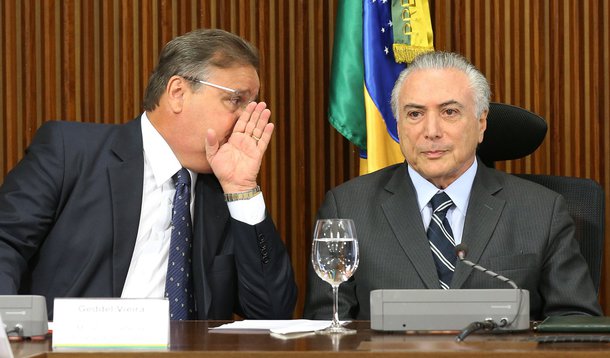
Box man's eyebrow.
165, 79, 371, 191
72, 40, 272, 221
234, 88, 256, 99
439, 100, 463, 108
402, 103, 426, 110
401, 100, 465, 112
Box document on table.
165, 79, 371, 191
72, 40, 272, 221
210, 320, 346, 335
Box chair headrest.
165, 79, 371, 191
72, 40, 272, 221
477, 102, 547, 167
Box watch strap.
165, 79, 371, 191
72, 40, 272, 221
224, 185, 262, 202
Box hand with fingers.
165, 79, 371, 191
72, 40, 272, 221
205, 101, 274, 194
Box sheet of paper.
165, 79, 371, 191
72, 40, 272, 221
210, 319, 340, 334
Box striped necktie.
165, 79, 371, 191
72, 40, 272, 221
165, 168, 196, 320
427, 192, 457, 289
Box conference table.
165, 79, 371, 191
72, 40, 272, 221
10, 321, 610, 357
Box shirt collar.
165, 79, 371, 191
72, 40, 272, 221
408, 159, 478, 214
141, 112, 183, 187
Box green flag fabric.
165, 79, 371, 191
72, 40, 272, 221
328, 0, 366, 150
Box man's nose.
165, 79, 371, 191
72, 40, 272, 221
423, 114, 442, 139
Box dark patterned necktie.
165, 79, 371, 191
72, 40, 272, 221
427, 192, 457, 289
165, 168, 195, 320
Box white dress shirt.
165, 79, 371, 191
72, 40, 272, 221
121, 113, 266, 298
408, 159, 478, 245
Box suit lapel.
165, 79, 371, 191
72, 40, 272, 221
381, 165, 441, 289
192, 174, 229, 318
451, 162, 505, 288
108, 118, 145, 297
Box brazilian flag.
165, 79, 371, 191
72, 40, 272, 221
328, 0, 434, 174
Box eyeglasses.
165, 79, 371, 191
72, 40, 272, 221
182, 76, 253, 111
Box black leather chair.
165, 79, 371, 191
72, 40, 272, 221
478, 103, 605, 292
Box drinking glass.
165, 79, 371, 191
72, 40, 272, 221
311, 218, 359, 334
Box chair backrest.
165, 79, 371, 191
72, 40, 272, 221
479, 103, 605, 293
515, 174, 605, 292
477, 102, 548, 167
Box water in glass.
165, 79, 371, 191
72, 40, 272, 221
311, 219, 359, 334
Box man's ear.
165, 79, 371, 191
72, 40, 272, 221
478, 109, 488, 143
396, 119, 400, 140
166, 76, 188, 113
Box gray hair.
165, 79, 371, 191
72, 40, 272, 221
390, 51, 491, 119
143, 29, 259, 111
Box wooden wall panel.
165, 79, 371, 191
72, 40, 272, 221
1, 0, 609, 317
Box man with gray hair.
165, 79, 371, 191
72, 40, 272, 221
304, 51, 601, 320
0, 29, 297, 320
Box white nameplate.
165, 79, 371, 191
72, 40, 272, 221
52, 298, 169, 350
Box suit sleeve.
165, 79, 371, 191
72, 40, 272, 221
303, 190, 360, 319
539, 194, 603, 317
0, 122, 65, 293
231, 214, 297, 319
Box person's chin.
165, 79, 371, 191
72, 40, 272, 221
420, 162, 451, 178
419, 153, 448, 166
186, 158, 212, 174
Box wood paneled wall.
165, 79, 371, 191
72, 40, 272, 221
1, 0, 609, 316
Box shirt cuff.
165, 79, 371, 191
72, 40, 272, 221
226, 192, 266, 225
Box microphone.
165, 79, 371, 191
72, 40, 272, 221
455, 244, 518, 289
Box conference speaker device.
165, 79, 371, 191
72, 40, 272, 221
0, 295, 48, 337
370, 288, 530, 332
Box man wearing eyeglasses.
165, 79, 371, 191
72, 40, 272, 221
0, 29, 297, 321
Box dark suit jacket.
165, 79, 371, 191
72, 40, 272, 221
303, 161, 602, 320
0, 118, 297, 320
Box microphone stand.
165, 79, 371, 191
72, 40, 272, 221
454, 245, 524, 341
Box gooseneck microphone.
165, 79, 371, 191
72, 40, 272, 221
455, 244, 518, 289
454, 244, 524, 342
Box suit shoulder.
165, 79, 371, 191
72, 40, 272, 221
33, 120, 137, 149
37, 120, 116, 138
330, 163, 402, 195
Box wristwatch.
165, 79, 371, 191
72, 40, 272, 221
224, 185, 262, 202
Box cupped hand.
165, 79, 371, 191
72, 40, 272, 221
205, 101, 274, 193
